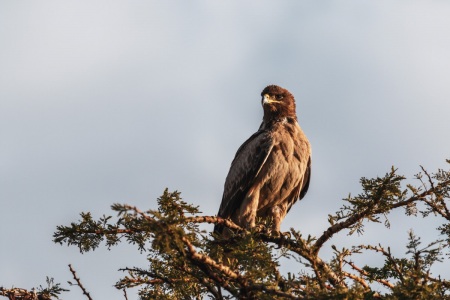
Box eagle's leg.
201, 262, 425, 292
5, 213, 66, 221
269, 205, 287, 233
238, 191, 259, 228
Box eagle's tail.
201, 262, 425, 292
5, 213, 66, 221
213, 223, 224, 235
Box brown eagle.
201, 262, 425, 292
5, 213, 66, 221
214, 85, 311, 234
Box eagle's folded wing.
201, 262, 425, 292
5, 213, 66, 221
215, 130, 273, 231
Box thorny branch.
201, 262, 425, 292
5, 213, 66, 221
314, 172, 398, 251
314, 175, 450, 252
68, 264, 93, 300
344, 260, 394, 289
356, 244, 405, 284
45, 163, 450, 299
181, 236, 306, 299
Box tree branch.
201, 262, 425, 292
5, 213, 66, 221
180, 236, 306, 299
344, 260, 394, 289
68, 264, 93, 300
315, 177, 450, 252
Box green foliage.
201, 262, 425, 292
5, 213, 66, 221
329, 168, 407, 235
38, 277, 69, 299
49, 164, 450, 299
4, 163, 450, 300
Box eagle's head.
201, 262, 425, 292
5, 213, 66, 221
261, 85, 297, 121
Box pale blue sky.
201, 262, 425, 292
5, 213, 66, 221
1, 1, 450, 299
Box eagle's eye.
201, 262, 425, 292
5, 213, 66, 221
276, 95, 284, 100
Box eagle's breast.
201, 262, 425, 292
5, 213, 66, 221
250, 119, 310, 216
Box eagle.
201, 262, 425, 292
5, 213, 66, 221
214, 85, 311, 234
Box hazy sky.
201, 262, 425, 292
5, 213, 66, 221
1, 1, 450, 299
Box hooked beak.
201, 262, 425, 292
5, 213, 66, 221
262, 94, 281, 105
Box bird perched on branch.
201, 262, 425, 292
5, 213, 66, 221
214, 85, 311, 234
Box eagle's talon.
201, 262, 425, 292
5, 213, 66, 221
281, 231, 292, 239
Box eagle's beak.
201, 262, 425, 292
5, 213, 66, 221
262, 94, 281, 105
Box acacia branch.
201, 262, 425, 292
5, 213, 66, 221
68, 264, 93, 300
428, 276, 450, 288
314, 204, 379, 253
315, 178, 450, 252
180, 236, 241, 298
244, 283, 305, 299
117, 272, 180, 286
257, 232, 345, 289
185, 216, 243, 231
313, 175, 393, 252
182, 236, 240, 280
344, 260, 394, 289
384, 178, 450, 213
341, 271, 369, 289
120, 205, 154, 222
180, 236, 305, 299
358, 245, 405, 284
119, 267, 221, 299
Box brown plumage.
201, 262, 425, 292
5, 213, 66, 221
214, 85, 311, 234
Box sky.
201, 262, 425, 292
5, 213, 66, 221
1, 1, 450, 299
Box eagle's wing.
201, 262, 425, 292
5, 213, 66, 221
217, 130, 273, 221
285, 155, 311, 214
299, 156, 311, 200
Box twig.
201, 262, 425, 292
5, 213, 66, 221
344, 260, 394, 289
341, 270, 369, 289
68, 264, 93, 300
356, 245, 404, 284
257, 232, 344, 288
181, 236, 240, 280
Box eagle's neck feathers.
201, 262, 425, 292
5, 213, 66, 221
259, 116, 297, 130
